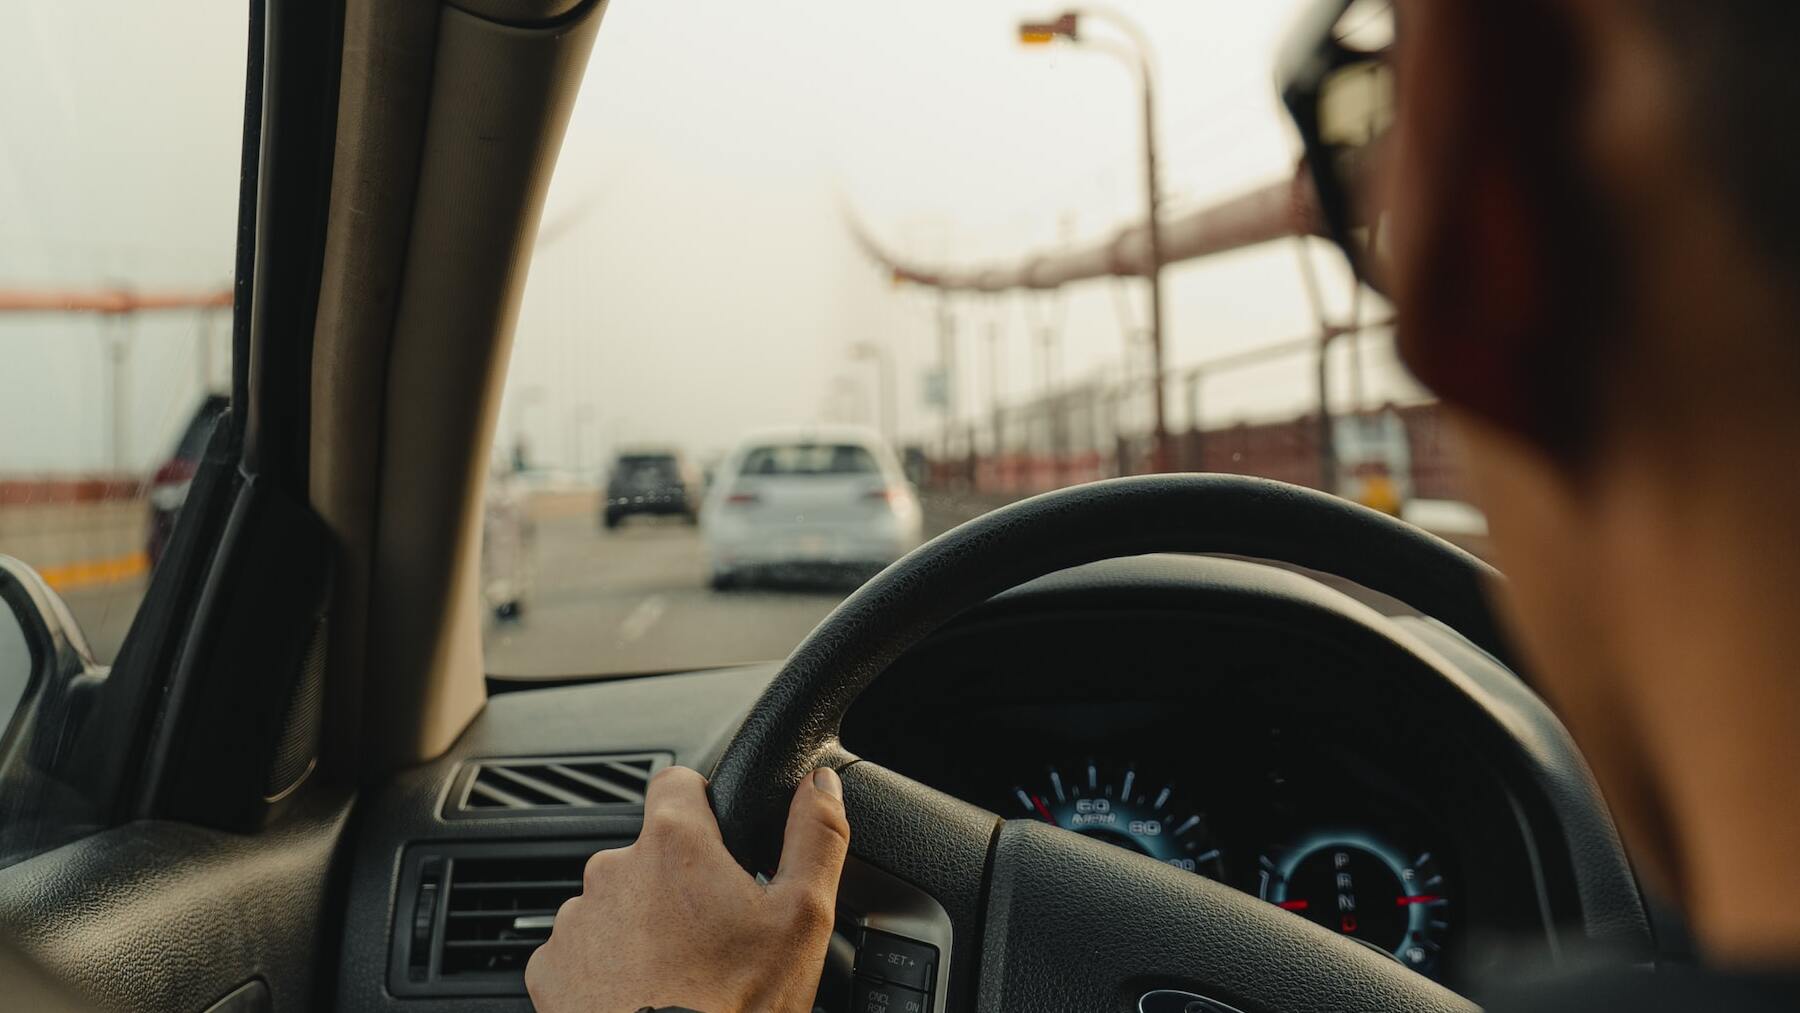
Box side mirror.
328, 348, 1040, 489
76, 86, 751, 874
0, 556, 101, 743
0, 557, 107, 864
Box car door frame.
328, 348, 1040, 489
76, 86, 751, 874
0, 0, 353, 1009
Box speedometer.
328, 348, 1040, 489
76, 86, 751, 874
1008, 760, 1226, 879
1258, 831, 1449, 977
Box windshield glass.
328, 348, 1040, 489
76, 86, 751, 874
482, 1, 1470, 679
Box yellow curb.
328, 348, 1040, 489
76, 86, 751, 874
38, 551, 150, 592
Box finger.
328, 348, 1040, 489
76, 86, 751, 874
773, 766, 850, 900
642, 765, 724, 846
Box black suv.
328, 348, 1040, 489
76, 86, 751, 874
602, 449, 698, 528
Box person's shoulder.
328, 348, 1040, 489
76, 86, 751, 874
1481, 965, 1800, 1012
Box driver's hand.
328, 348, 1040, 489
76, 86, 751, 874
525, 765, 850, 1013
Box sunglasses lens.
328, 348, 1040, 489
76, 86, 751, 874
1319, 61, 1393, 148
1333, 0, 1394, 53
1318, 50, 1395, 288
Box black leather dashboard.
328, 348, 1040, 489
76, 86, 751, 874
334, 665, 774, 1012
331, 554, 1653, 1012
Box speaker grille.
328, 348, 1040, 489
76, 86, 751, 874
264, 615, 326, 800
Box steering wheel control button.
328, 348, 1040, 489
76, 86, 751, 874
853, 929, 937, 992
851, 976, 928, 1013
1138, 990, 1249, 1013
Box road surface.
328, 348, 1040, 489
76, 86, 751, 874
484, 512, 852, 678
59, 493, 977, 677
50, 489, 1483, 679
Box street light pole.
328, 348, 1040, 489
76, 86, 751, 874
509, 384, 546, 471
1020, 7, 1169, 472
569, 402, 596, 475
935, 293, 957, 459
107, 316, 131, 474
849, 341, 896, 448
985, 306, 1003, 461
1138, 42, 1169, 472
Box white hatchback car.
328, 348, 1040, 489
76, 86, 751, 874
702, 426, 923, 589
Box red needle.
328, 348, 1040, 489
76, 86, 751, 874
1276, 900, 1310, 911
1032, 795, 1055, 823
1396, 894, 1443, 906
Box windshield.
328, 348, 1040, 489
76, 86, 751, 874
482, 1, 1469, 679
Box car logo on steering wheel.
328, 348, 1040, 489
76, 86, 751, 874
1139, 989, 1249, 1013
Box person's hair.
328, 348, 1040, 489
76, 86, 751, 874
1644, 2, 1800, 271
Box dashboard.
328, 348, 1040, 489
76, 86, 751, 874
841, 555, 1629, 995
332, 553, 1652, 1012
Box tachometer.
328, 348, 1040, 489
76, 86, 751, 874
1257, 831, 1449, 977
1009, 760, 1226, 879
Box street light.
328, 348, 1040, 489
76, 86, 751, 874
508, 384, 547, 471
849, 340, 897, 447
826, 374, 867, 426
1018, 7, 1171, 472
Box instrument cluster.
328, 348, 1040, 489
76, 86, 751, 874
1002, 756, 1453, 980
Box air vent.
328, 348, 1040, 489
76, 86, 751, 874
446, 752, 672, 817
389, 840, 619, 998
439, 852, 582, 976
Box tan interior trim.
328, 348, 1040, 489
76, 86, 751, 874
448, 0, 590, 27
309, 0, 441, 783
310, 0, 606, 778
0, 942, 98, 1012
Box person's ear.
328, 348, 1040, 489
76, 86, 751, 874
1388, 1, 1613, 459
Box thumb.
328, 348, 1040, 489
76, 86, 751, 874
773, 767, 851, 901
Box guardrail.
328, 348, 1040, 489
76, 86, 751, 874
0, 479, 151, 592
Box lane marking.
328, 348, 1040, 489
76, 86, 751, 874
617, 594, 668, 642
38, 551, 149, 592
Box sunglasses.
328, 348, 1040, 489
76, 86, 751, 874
1278, 0, 1396, 291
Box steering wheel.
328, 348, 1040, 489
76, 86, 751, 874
710, 475, 1501, 1013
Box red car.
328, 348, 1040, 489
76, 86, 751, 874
145, 394, 229, 568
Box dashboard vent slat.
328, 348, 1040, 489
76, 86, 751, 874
447, 752, 671, 817
466, 780, 534, 809
391, 841, 619, 998
439, 853, 589, 978
483, 765, 601, 807
544, 762, 648, 802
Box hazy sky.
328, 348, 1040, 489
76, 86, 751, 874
1, 0, 1420, 475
